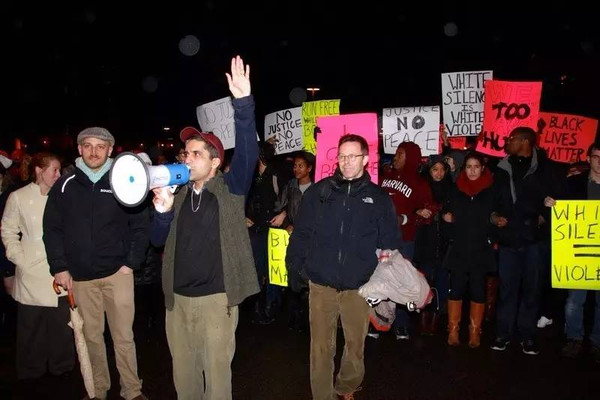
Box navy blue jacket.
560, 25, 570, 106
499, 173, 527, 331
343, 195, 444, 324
43, 169, 149, 281
286, 169, 400, 290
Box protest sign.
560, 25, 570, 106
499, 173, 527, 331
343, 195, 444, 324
539, 112, 598, 163
382, 106, 440, 156
551, 200, 600, 290
442, 70, 493, 136
475, 80, 542, 157
265, 107, 303, 154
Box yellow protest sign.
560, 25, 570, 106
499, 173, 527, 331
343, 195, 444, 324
268, 228, 290, 287
301, 100, 341, 154
551, 200, 600, 290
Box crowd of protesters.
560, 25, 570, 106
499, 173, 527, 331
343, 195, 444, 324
0, 56, 599, 400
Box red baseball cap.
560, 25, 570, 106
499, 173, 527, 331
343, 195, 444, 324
180, 127, 225, 163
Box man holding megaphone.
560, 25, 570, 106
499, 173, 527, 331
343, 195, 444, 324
44, 127, 150, 400
150, 56, 259, 400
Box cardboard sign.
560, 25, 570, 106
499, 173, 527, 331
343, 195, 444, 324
551, 200, 600, 290
315, 113, 379, 184
301, 100, 341, 154
264, 107, 303, 155
196, 97, 236, 150
441, 70, 493, 136
476, 80, 542, 157
539, 112, 598, 164
268, 228, 290, 287
382, 106, 440, 156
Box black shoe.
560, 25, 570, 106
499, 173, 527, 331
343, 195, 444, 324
590, 345, 600, 364
394, 327, 410, 340
521, 339, 540, 355
491, 337, 510, 351
366, 325, 380, 339
560, 339, 583, 359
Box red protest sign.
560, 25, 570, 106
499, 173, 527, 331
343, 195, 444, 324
476, 80, 542, 157
538, 112, 598, 163
315, 113, 379, 184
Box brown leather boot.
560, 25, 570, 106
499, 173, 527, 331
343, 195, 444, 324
447, 300, 462, 346
485, 276, 499, 322
468, 302, 485, 348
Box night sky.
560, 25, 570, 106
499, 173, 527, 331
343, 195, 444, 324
4, 1, 599, 153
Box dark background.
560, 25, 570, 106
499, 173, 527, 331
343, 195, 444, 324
3, 1, 599, 152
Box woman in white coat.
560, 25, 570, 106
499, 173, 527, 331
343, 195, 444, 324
1, 152, 74, 380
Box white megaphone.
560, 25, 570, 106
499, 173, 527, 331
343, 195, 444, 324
109, 152, 190, 207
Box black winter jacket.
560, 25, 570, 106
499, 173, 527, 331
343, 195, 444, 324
493, 148, 564, 246
43, 168, 149, 281
286, 169, 400, 290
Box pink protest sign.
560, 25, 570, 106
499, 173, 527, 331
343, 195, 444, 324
315, 113, 378, 184
539, 112, 598, 163
476, 80, 542, 157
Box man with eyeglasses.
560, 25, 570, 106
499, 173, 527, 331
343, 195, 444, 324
149, 56, 259, 400
44, 127, 150, 400
286, 134, 400, 400
543, 142, 600, 362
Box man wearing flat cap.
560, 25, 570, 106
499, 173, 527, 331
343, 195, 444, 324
150, 56, 259, 400
44, 126, 149, 400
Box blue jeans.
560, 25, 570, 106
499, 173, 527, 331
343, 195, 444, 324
565, 290, 600, 347
496, 243, 543, 341
393, 241, 415, 329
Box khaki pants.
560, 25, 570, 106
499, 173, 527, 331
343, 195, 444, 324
309, 281, 370, 400
73, 270, 142, 400
166, 293, 238, 400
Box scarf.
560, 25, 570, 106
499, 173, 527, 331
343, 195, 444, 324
457, 168, 493, 196
75, 157, 113, 184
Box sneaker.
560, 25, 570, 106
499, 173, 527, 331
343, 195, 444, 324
560, 339, 583, 359
490, 337, 510, 351
536, 316, 553, 328
366, 325, 380, 339
394, 326, 410, 340
521, 339, 540, 355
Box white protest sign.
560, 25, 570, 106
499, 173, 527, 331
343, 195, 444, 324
382, 106, 440, 156
196, 97, 236, 150
441, 70, 493, 136
264, 107, 303, 154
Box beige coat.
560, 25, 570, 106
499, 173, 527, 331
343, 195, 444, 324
1, 182, 64, 306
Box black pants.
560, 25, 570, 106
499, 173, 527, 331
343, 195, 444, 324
448, 269, 486, 303
16, 296, 75, 379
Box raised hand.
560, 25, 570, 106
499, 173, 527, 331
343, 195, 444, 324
225, 55, 251, 99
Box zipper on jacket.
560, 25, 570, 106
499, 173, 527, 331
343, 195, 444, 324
337, 182, 352, 287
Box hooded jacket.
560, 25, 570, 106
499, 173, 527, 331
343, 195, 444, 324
286, 169, 400, 290
380, 142, 432, 241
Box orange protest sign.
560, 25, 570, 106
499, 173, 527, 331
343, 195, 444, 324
539, 112, 598, 163
476, 80, 542, 157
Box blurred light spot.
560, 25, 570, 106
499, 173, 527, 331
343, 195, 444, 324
179, 35, 200, 56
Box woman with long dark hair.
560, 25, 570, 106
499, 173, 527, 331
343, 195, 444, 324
442, 152, 496, 348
